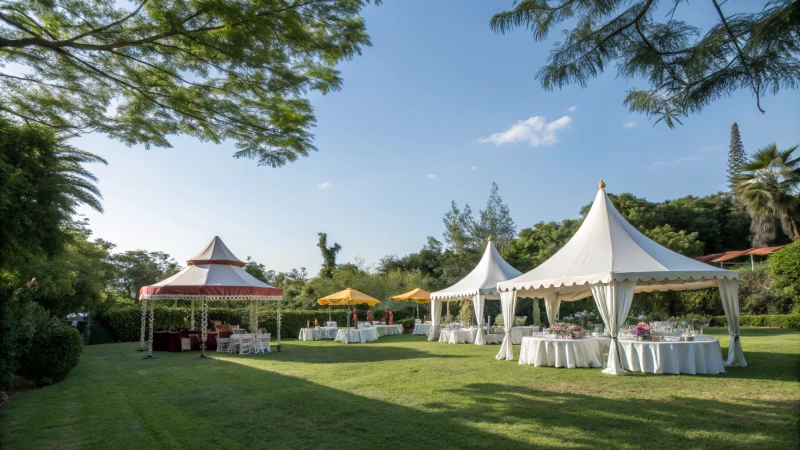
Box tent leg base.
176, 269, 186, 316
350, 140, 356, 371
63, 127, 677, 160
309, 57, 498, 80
195, 354, 211, 360
277, 344, 282, 352
143, 355, 156, 360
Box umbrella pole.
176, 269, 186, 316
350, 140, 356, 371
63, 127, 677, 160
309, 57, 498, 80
328, 304, 331, 322
347, 304, 351, 330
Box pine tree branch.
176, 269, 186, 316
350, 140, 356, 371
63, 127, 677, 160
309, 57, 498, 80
711, 0, 765, 113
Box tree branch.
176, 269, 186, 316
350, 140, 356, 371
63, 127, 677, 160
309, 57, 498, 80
711, 0, 764, 113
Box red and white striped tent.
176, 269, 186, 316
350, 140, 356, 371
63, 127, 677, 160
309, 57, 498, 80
138, 236, 283, 358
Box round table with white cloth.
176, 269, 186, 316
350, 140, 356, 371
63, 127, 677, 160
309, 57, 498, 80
616, 336, 726, 375
413, 324, 431, 335
511, 326, 539, 345
298, 328, 320, 341
519, 336, 612, 368
485, 333, 502, 344
439, 328, 478, 344
334, 328, 379, 344
372, 324, 403, 337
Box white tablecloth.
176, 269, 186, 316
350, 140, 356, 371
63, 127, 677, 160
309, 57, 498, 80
325, 321, 337, 328
485, 333, 502, 344
334, 328, 379, 344
373, 325, 403, 337
413, 324, 431, 335
318, 327, 337, 339
297, 328, 319, 341
511, 326, 539, 345
439, 328, 478, 344
616, 336, 726, 374
519, 336, 612, 368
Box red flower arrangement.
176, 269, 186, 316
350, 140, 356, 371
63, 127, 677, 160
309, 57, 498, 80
366, 310, 373, 323
386, 310, 394, 325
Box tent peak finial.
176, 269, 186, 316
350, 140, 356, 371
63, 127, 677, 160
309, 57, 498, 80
488, 236, 493, 241
599, 179, 606, 190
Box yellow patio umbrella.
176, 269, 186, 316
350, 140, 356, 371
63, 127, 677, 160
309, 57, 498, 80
318, 288, 381, 329
390, 288, 431, 320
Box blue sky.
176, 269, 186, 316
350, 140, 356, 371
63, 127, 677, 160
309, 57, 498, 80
75, 0, 800, 274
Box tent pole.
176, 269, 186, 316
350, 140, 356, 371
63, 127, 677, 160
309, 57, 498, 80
277, 298, 282, 352
144, 300, 155, 359
190, 300, 195, 331
138, 299, 147, 351
199, 299, 208, 358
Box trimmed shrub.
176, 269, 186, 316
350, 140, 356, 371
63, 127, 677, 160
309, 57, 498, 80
18, 322, 83, 387
397, 318, 415, 332
768, 242, 800, 312
711, 314, 800, 328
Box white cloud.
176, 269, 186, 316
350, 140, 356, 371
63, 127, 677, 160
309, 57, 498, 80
470, 166, 477, 171
427, 174, 438, 180
567, 106, 577, 112
479, 115, 572, 147
623, 121, 636, 128
700, 144, 723, 152
317, 182, 332, 189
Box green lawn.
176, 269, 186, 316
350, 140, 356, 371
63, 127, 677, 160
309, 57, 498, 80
1, 327, 798, 449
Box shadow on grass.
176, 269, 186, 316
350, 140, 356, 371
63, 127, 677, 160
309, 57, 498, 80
225, 341, 467, 364
437, 383, 797, 449
142, 357, 797, 449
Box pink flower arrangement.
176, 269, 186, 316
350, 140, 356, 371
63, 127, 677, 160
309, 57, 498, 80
549, 322, 585, 339
633, 322, 651, 339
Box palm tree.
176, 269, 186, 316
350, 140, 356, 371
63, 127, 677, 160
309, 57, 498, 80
735, 143, 800, 246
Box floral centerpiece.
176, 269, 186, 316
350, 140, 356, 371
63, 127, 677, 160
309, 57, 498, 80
548, 322, 585, 339
366, 310, 373, 323
632, 322, 651, 340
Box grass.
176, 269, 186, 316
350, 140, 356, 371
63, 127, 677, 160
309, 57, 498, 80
1, 327, 798, 449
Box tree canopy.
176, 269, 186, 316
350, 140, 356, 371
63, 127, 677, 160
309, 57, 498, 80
0, 0, 376, 167
490, 0, 800, 127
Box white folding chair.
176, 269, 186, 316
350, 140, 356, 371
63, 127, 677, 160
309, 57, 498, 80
216, 337, 231, 353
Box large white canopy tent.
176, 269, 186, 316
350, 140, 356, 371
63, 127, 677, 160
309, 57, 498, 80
430, 238, 522, 344
496, 181, 745, 374
139, 236, 283, 358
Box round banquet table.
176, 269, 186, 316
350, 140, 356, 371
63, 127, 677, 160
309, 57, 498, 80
439, 328, 477, 344
334, 328, 379, 344
511, 326, 539, 345
519, 336, 612, 368
413, 324, 431, 336
373, 324, 403, 337
297, 328, 319, 341
616, 336, 726, 375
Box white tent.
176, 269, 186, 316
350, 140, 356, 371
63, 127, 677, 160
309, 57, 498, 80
429, 238, 521, 344
139, 236, 283, 358
496, 181, 745, 373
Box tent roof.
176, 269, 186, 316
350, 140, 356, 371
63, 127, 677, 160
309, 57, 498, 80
498, 182, 737, 300
317, 288, 381, 306
390, 288, 431, 303
431, 239, 522, 300
139, 237, 282, 301
188, 235, 245, 267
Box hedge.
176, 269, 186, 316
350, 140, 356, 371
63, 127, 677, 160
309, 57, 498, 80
711, 314, 800, 328
18, 322, 83, 387
101, 305, 413, 342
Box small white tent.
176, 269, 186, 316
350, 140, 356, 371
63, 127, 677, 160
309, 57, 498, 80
497, 181, 745, 373
430, 238, 521, 344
